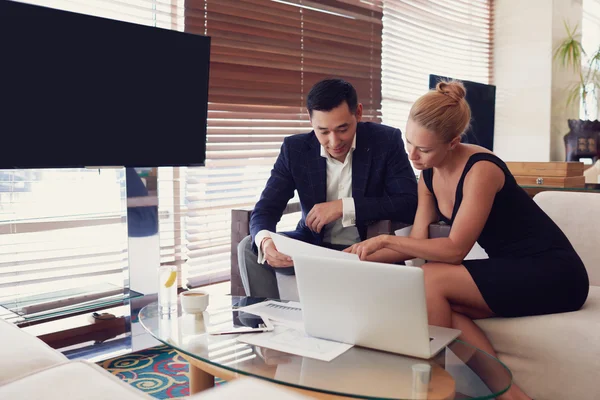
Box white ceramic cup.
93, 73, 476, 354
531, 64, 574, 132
180, 290, 209, 314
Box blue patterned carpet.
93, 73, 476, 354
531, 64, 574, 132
98, 345, 223, 399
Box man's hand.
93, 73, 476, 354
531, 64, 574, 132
262, 237, 294, 268
306, 199, 343, 233
344, 235, 389, 260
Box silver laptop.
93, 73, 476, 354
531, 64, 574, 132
293, 254, 461, 359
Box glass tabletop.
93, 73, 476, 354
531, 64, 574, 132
139, 296, 512, 400
2, 288, 143, 323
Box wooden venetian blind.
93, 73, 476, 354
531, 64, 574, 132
181, 0, 383, 286
381, 0, 493, 131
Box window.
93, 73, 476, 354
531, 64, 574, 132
4, 1, 495, 301
1, 0, 181, 322
0, 168, 128, 322
2, 1, 384, 314
11, 0, 382, 291
381, 0, 494, 137
582, 0, 600, 120
179, 0, 384, 286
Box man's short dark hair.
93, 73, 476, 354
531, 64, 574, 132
306, 78, 358, 116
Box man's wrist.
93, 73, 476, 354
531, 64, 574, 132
260, 237, 273, 252
337, 199, 344, 219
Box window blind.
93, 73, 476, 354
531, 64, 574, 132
3, 0, 385, 298
381, 0, 493, 133
0, 168, 128, 322
181, 0, 383, 286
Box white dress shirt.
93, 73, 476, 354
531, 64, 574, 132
255, 135, 360, 263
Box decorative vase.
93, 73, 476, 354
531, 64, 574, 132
563, 119, 600, 162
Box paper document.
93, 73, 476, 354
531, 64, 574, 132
238, 300, 304, 330
237, 325, 353, 362
271, 233, 359, 261
394, 225, 413, 237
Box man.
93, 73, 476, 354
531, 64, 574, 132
238, 78, 418, 298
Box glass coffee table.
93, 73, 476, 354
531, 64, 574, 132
139, 295, 512, 399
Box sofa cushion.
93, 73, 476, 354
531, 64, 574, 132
534, 191, 600, 286
0, 360, 150, 399
475, 285, 600, 400
0, 318, 68, 384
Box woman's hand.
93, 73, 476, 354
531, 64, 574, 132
344, 235, 389, 260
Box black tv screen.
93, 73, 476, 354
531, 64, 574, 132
429, 74, 496, 151
0, 0, 210, 168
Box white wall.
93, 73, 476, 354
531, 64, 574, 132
493, 0, 583, 162
551, 0, 583, 161
493, 0, 553, 161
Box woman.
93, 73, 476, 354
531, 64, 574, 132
346, 81, 589, 400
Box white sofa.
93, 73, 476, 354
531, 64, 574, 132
277, 191, 600, 400
475, 191, 600, 400
0, 316, 312, 399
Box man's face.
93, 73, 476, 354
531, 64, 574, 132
309, 101, 362, 162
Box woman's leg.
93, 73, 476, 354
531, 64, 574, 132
422, 262, 532, 400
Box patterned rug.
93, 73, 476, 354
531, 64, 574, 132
98, 345, 223, 399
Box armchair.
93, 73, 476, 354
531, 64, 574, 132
230, 202, 301, 297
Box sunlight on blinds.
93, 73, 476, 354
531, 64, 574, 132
180, 0, 383, 286
4, 0, 383, 292
0, 169, 128, 321
381, 0, 493, 134
20, 0, 183, 29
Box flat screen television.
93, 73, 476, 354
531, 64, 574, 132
0, 0, 210, 168
429, 74, 496, 151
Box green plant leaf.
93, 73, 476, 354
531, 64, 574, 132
554, 20, 600, 117
553, 21, 584, 71
565, 82, 581, 108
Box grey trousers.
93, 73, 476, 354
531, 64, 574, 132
237, 235, 282, 299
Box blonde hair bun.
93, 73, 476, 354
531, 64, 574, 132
436, 80, 466, 102
409, 80, 471, 142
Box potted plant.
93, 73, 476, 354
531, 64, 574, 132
553, 22, 600, 162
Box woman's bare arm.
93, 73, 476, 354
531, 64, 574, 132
378, 161, 504, 264
362, 177, 439, 263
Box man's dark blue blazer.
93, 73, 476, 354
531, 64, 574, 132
250, 122, 418, 252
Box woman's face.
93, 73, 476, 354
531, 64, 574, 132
405, 119, 456, 170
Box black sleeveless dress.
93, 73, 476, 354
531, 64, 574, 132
422, 153, 589, 317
